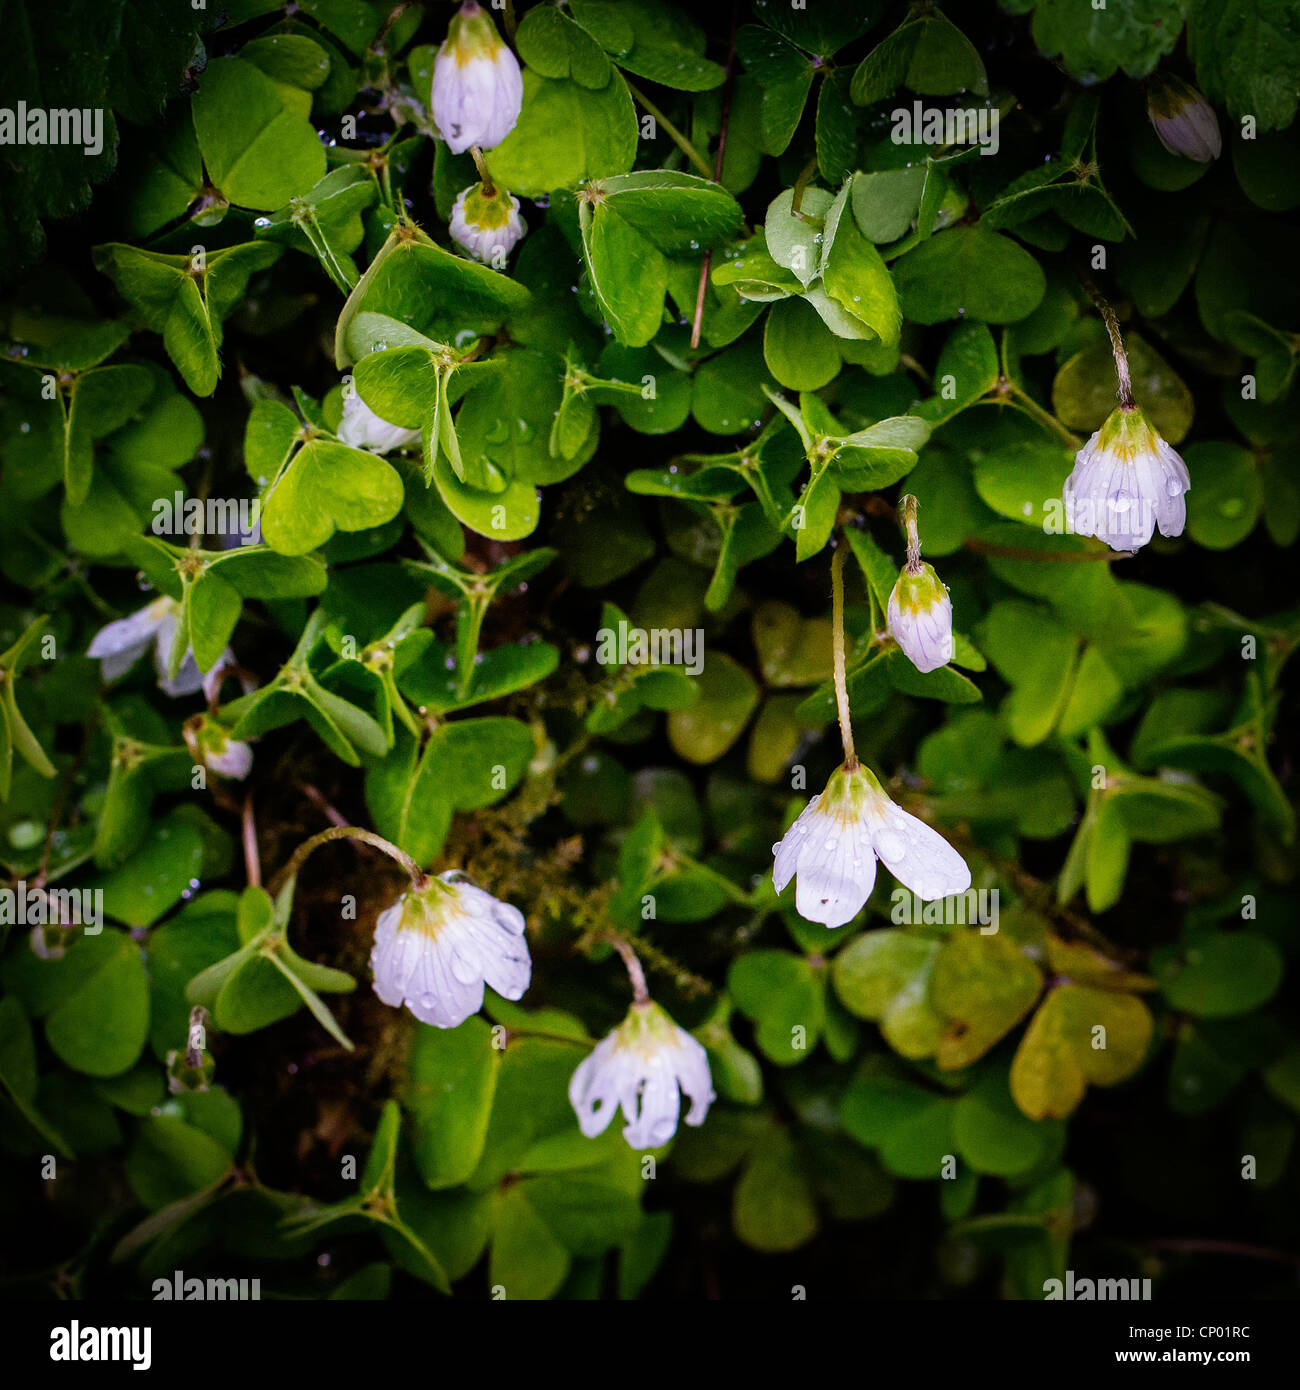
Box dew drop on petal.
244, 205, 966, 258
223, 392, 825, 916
876, 831, 906, 861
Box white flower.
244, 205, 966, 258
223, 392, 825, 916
1063, 404, 1190, 552
449, 181, 526, 265
773, 762, 971, 928
337, 380, 420, 453
1147, 75, 1221, 162
87, 596, 229, 699
887, 561, 954, 674
569, 1001, 714, 1150
370, 871, 530, 1028
432, 1, 523, 155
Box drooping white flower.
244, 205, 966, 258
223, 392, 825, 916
773, 762, 971, 929
370, 871, 530, 1028
449, 181, 526, 265
1063, 404, 1190, 552
337, 380, 420, 454
184, 713, 253, 781
569, 1000, 714, 1150
87, 596, 228, 699
432, 1, 523, 155
887, 560, 954, 674
1147, 74, 1221, 162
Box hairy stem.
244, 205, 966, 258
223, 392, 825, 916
610, 935, 650, 1003
899, 493, 923, 574
271, 825, 427, 896
831, 543, 858, 771
1082, 280, 1134, 409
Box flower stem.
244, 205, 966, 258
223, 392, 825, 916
1082, 281, 1134, 409
898, 493, 923, 574
830, 543, 858, 771
610, 935, 650, 1003
623, 80, 714, 178
271, 825, 428, 895
468, 145, 495, 196
1004, 384, 1082, 448
689, 8, 738, 350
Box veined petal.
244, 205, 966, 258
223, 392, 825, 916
792, 820, 877, 929
88, 599, 170, 679
623, 1051, 683, 1149
772, 793, 822, 895
369, 876, 530, 1028
568, 1034, 626, 1138
871, 804, 971, 902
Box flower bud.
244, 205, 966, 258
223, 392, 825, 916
1147, 74, 1221, 162
449, 181, 526, 265
432, 1, 524, 155
887, 561, 954, 674
184, 713, 253, 781
1063, 404, 1190, 552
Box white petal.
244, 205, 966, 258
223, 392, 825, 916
568, 1035, 625, 1138
670, 1029, 715, 1128
772, 795, 822, 895
209, 740, 253, 780
622, 1051, 682, 1149
338, 386, 419, 453
155, 619, 204, 698
88, 602, 167, 678
786, 808, 877, 928
871, 805, 971, 902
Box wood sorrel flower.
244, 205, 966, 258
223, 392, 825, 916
432, 1, 523, 155
569, 1000, 714, 1150
773, 762, 971, 928
87, 596, 229, 698
338, 378, 419, 453
449, 181, 526, 264
370, 870, 530, 1028
1063, 404, 1190, 552
1146, 74, 1222, 162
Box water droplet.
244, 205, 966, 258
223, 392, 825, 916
1166, 479, 1183, 497
876, 831, 906, 861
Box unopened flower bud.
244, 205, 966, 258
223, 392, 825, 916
432, 1, 523, 155
449, 181, 526, 264
888, 561, 954, 674
184, 713, 253, 781
1147, 74, 1221, 162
